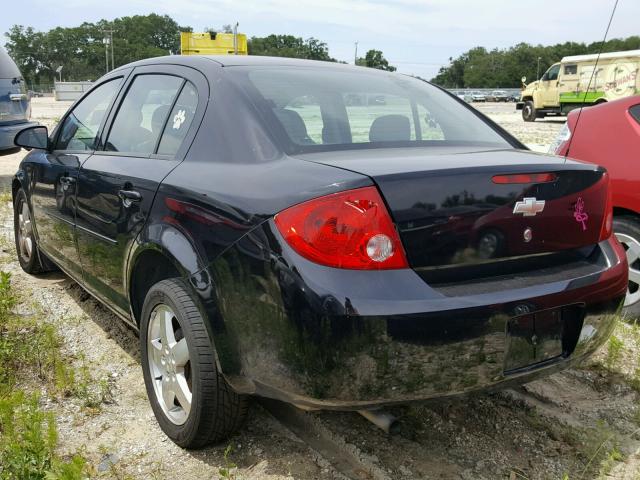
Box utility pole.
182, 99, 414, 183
103, 34, 110, 73
354, 41, 358, 65
103, 30, 115, 72
233, 22, 239, 55
110, 30, 115, 70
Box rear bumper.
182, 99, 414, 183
0, 121, 38, 151
203, 225, 628, 410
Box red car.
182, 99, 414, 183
552, 95, 640, 316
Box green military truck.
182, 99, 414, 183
517, 49, 640, 121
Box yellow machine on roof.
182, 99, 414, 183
180, 32, 248, 56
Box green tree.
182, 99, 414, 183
431, 36, 640, 88
248, 34, 335, 61
5, 14, 189, 85
356, 49, 396, 71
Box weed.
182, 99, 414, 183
0, 391, 86, 479
218, 445, 239, 480
605, 335, 624, 371
0, 271, 87, 479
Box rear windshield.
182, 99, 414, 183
229, 66, 511, 154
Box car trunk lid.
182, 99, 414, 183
296, 147, 609, 271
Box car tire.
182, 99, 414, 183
14, 188, 49, 274
140, 278, 248, 448
522, 101, 537, 122
613, 216, 640, 318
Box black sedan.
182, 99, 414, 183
12, 55, 627, 448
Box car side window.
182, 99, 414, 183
55, 78, 122, 151
105, 74, 183, 154
157, 81, 198, 156
630, 104, 640, 126
546, 65, 560, 81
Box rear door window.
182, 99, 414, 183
157, 81, 198, 156
105, 74, 183, 155
56, 78, 122, 151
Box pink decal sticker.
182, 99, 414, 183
573, 197, 589, 231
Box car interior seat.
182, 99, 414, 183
273, 108, 316, 145
369, 114, 411, 142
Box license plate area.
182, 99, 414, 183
504, 305, 583, 373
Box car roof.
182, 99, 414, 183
113, 54, 387, 75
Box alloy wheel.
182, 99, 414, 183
147, 304, 192, 425
17, 199, 33, 264
615, 232, 640, 307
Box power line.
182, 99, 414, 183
565, 0, 619, 157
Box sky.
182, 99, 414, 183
2, 0, 638, 79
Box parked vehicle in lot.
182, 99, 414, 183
13, 55, 627, 448
487, 90, 510, 102
550, 95, 640, 316
518, 49, 640, 122
0, 47, 37, 154
455, 90, 473, 103
471, 91, 486, 102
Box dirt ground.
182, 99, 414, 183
1, 98, 639, 480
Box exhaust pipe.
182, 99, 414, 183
357, 409, 398, 434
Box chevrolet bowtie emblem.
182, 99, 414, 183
513, 197, 545, 217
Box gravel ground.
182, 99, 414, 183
1, 98, 639, 479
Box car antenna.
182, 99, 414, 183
565, 0, 619, 158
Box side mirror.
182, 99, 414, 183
521, 76, 527, 83
14, 125, 50, 151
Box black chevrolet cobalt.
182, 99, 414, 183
12, 55, 627, 447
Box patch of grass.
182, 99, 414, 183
0, 271, 87, 479
74, 364, 115, 412
0, 190, 12, 204
0, 392, 86, 480
605, 335, 624, 371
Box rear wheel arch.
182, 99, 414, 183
613, 207, 640, 219
129, 247, 184, 326
612, 210, 640, 316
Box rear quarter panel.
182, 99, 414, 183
566, 98, 640, 214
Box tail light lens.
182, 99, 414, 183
492, 173, 557, 184
274, 186, 408, 269
600, 172, 613, 241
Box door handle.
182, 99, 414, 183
59, 176, 75, 186
118, 189, 142, 208
59, 176, 76, 192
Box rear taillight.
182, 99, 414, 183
274, 186, 408, 269
600, 172, 613, 241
